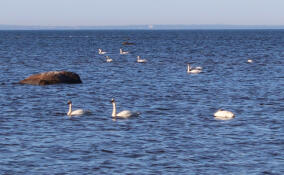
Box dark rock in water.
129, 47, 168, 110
19, 71, 82, 85
122, 41, 135, 45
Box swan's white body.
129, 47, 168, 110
247, 59, 253, 63
106, 56, 113, 62
67, 101, 84, 116
137, 56, 147, 63
187, 64, 202, 74
214, 109, 235, 120
120, 49, 128, 55
111, 98, 138, 118
98, 49, 107, 55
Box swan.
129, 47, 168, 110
106, 56, 113, 62
67, 101, 85, 116
120, 49, 129, 55
214, 109, 235, 120
111, 98, 139, 118
187, 63, 202, 74
137, 56, 147, 63
247, 59, 253, 63
98, 49, 107, 55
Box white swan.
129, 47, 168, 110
247, 59, 253, 63
111, 98, 139, 118
67, 101, 85, 116
106, 56, 113, 62
214, 109, 235, 120
98, 49, 107, 55
137, 56, 147, 63
187, 64, 202, 74
120, 48, 129, 55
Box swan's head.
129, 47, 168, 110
111, 98, 115, 103
67, 100, 72, 105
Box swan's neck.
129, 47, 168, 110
187, 64, 191, 72
112, 102, 117, 117
67, 104, 72, 116
137, 56, 140, 61
120, 49, 122, 53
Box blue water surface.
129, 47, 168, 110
0, 30, 283, 174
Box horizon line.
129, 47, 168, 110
1, 24, 284, 30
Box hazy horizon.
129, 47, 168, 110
1, 24, 284, 30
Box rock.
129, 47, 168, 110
122, 41, 135, 45
19, 71, 82, 85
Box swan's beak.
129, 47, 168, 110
67, 101, 72, 105
110, 98, 115, 103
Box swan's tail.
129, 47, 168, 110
85, 110, 92, 115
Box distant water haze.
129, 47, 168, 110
1, 24, 284, 30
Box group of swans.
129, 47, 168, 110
67, 98, 139, 118
86, 51, 237, 120
99, 48, 128, 56
187, 58, 253, 74
99, 48, 129, 55
186, 63, 234, 120
104, 55, 147, 63
98, 48, 147, 63
67, 99, 234, 120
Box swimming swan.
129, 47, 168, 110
106, 56, 113, 62
98, 49, 107, 55
187, 64, 202, 74
247, 59, 253, 63
214, 109, 235, 120
120, 49, 129, 55
137, 56, 147, 63
111, 98, 139, 118
67, 101, 85, 116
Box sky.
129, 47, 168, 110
0, 0, 284, 26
